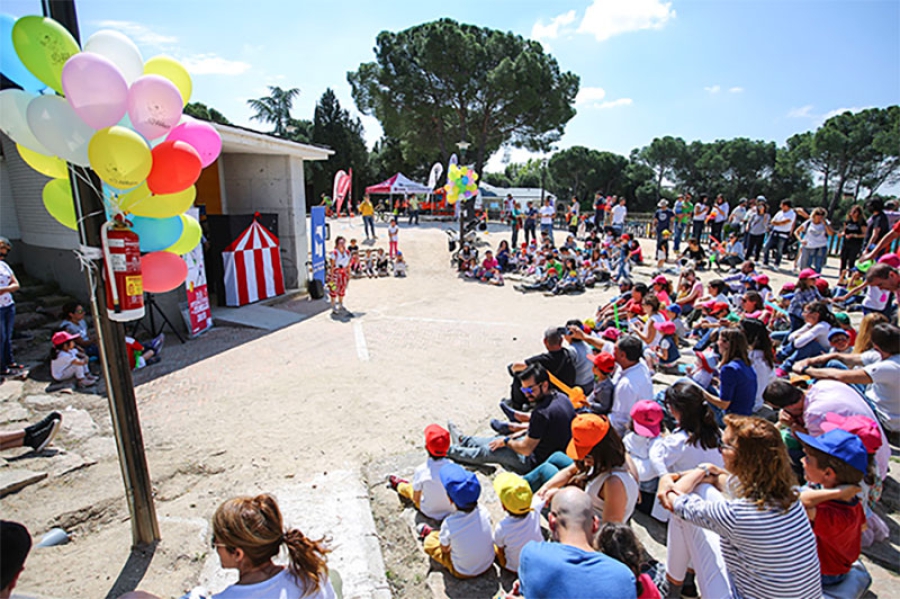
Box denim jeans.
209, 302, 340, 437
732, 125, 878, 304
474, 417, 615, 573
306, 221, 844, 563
822, 360, 868, 399
522, 451, 573, 491
447, 434, 531, 474
541, 223, 553, 243
800, 246, 827, 272
363, 215, 375, 239
0, 304, 14, 370
673, 221, 684, 252
764, 233, 788, 266
691, 220, 705, 241
777, 340, 827, 372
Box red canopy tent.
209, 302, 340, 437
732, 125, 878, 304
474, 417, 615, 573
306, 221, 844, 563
365, 173, 432, 195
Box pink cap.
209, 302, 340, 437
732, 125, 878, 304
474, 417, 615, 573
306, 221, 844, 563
654, 321, 676, 335
51, 331, 80, 346
630, 400, 664, 437
601, 327, 621, 341
652, 275, 668, 284
753, 274, 769, 285
877, 253, 900, 268
820, 413, 882, 455
798, 268, 820, 280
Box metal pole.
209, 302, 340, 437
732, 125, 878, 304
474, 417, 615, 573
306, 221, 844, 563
44, 0, 160, 547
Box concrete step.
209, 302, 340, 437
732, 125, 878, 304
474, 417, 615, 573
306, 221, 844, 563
210, 303, 306, 331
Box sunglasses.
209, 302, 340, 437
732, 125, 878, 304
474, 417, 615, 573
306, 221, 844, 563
521, 383, 542, 396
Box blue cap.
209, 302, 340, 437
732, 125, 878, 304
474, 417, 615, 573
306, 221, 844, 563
741, 275, 755, 284
796, 429, 868, 474
827, 328, 850, 341
665, 304, 682, 316
439, 463, 481, 507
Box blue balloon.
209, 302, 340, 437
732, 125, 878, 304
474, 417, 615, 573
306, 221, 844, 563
130, 215, 183, 252
0, 15, 47, 93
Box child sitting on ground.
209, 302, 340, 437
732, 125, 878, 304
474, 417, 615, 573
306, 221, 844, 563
376, 249, 390, 277
685, 349, 717, 392
663, 304, 687, 345
654, 321, 680, 372
584, 352, 616, 415
389, 424, 453, 521
416, 463, 494, 579
596, 522, 662, 599
796, 429, 868, 590
492, 473, 544, 574
623, 401, 665, 518
50, 331, 97, 388
393, 252, 408, 278
364, 249, 376, 278
349, 250, 363, 278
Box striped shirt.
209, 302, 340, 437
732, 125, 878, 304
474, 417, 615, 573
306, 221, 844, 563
673, 480, 821, 599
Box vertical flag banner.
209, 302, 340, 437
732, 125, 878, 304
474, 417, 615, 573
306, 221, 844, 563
333, 170, 351, 216
427, 162, 443, 189
311, 206, 326, 285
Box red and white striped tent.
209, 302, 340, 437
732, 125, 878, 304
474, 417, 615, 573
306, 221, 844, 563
222, 218, 285, 306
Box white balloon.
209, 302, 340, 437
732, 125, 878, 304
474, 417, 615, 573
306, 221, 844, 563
83, 29, 144, 86
26, 95, 93, 166
0, 89, 50, 154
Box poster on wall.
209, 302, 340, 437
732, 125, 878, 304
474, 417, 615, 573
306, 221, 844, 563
183, 208, 213, 336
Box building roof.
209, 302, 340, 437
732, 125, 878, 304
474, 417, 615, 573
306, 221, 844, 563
214, 123, 333, 161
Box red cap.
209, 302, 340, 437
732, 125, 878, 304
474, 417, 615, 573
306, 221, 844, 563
711, 302, 731, 314
589, 351, 616, 374
424, 424, 450, 457
621, 234, 631, 241
628, 303, 644, 314
753, 274, 769, 285
798, 268, 820, 280
814, 278, 829, 292
820, 413, 882, 454
630, 400, 664, 438
782, 282, 797, 292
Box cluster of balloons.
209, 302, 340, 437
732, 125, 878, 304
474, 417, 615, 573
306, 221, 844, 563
443, 164, 479, 204
0, 15, 223, 294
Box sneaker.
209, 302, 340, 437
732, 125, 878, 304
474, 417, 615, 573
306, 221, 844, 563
23, 413, 62, 451
490, 418, 512, 435
499, 401, 518, 422
387, 475, 408, 491
447, 420, 462, 446
681, 572, 698, 598
147, 333, 165, 355
416, 523, 434, 540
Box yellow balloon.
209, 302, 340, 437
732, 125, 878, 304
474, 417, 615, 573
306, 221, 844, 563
88, 126, 152, 189
17, 144, 68, 179
144, 56, 192, 106
124, 185, 195, 218
163, 214, 201, 254
42, 178, 77, 230
118, 182, 152, 212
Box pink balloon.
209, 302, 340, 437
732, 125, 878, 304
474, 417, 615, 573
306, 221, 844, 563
127, 75, 183, 140
141, 251, 188, 293
61, 53, 128, 130
165, 117, 222, 167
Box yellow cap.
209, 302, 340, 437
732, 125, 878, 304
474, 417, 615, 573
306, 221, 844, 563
493, 472, 533, 515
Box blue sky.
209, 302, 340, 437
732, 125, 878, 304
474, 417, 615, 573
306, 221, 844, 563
5, 0, 899, 174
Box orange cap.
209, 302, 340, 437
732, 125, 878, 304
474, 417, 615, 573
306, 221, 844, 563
566, 414, 610, 460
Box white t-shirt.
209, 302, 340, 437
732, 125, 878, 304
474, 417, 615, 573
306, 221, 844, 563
748, 349, 774, 411
645, 313, 666, 350
493, 497, 545, 573
610, 362, 654, 436
649, 429, 724, 476
863, 354, 900, 433
439, 505, 495, 577
51, 349, 80, 381
623, 433, 663, 483
862, 285, 889, 310
331, 249, 350, 268
539, 205, 555, 225
803, 220, 829, 249
0, 261, 14, 308
212, 569, 336, 599
713, 202, 729, 223
693, 204, 709, 221
771, 208, 796, 233
611, 205, 627, 225
388, 224, 399, 241
412, 457, 454, 520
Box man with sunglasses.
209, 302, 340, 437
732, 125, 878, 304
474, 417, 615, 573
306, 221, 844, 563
447, 364, 575, 475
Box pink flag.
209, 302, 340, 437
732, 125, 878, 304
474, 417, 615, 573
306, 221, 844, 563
333, 170, 351, 216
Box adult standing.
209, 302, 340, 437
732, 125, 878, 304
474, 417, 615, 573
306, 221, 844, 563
508, 195, 521, 248
512, 487, 637, 599
407, 194, 420, 225
593, 192, 606, 233
727, 197, 748, 239
610, 197, 628, 237
691, 196, 709, 241
359, 195, 376, 240
864, 199, 890, 256
658, 415, 822, 599
763, 199, 797, 268
0, 237, 21, 377
327, 236, 352, 316
795, 207, 835, 273
539, 198, 556, 244
745, 200, 770, 261
653, 200, 675, 253
447, 364, 575, 474
566, 197, 580, 237
524, 201, 538, 246
610, 335, 653, 436
709, 194, 729, 244
672, 195, 685, 253
839, 204, 867, 278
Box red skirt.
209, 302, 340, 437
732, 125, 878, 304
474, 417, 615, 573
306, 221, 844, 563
328, 267, 349, 298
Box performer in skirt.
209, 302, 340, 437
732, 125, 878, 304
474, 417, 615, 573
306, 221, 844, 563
328, 236, 352, 316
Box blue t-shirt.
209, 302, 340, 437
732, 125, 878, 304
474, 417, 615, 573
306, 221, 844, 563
719, 359, 757, 415
519, 542, 637, 599
654, 209, 675, 232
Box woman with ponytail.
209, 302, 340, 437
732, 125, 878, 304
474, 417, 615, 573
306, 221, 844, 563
208, 494, 335, 598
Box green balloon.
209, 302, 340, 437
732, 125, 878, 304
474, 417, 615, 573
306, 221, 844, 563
12, 16, 80, 95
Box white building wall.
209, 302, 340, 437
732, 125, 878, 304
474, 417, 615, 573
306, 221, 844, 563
220, 153, 309, 288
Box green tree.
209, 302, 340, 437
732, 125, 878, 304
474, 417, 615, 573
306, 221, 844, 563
184, 101, 231, 125
635, 136, 686, 199
310, 88, 371, 205
247, 86, 301, 137
547, 147, 628, 208
348, 19, 579, 175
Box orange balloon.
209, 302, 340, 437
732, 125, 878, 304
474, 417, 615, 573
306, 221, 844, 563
147, 140, 201, 195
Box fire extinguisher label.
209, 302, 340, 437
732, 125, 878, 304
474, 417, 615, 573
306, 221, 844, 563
109, 253, 127, 271
125, 276, 143, 296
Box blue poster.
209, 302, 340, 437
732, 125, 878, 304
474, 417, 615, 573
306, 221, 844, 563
311, 206, 326, 284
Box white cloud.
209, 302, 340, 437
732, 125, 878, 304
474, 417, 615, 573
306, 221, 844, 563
180, 54, 251, 76
787, 105, 815, 118
94, 20, 176, 46
704, 85, 721, 94
822, 106, 875, 120
597, 98, 633, 109
532, 10, 578, 43
575, 87, 607, 106
578, 0, 676, 42
728, 87, 744, 93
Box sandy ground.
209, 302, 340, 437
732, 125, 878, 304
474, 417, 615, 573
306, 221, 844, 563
1, 217, 897, 598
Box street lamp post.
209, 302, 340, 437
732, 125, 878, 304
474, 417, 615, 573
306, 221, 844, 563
456, 141, 470, 257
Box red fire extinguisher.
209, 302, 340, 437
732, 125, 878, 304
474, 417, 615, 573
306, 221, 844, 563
102, 221, 145, 322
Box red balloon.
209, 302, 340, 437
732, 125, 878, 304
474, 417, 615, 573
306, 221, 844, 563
141, 251, 188, 293
147, 140, 202, 195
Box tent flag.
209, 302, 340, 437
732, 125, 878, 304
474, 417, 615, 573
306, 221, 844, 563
364, 172, 432, 195
427, 162, 443, 189
333, 170, 351, 215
